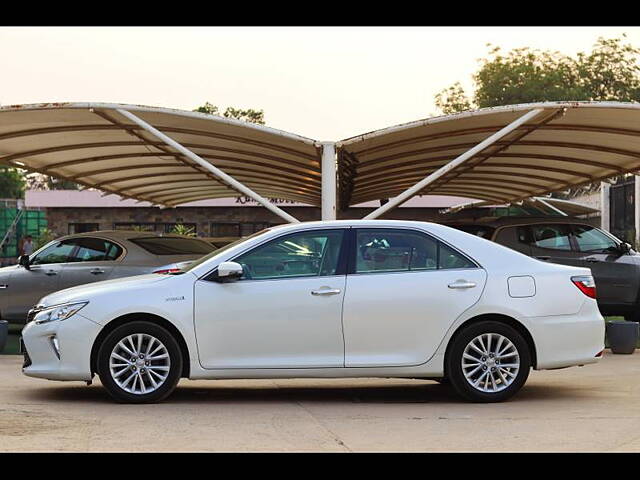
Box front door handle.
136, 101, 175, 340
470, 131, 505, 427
535, 256, 551, 261
585, 257, 600, 263
45, 270, 57, 276
90, 268, 105, 274
311, 288, 341, 296
448, 281, 476, 289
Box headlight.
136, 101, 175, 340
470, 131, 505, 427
33, 302, 89, 325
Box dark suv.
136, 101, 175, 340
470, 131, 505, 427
447, 216, 639, 321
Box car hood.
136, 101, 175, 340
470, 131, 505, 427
0, 264, 19, 277
37, 273, 177, 308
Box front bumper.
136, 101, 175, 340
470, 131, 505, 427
21, 314, 102, 381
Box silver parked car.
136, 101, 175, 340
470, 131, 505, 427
0, 230, 215, 323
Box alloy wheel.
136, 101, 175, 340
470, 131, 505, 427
109, 333, 171, 395
461, 333, 520, 393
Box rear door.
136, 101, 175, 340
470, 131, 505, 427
342, 228, 486, 367
57, 237, 123, 290
524, 223, 583, 267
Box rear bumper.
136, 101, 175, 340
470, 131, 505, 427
524, 300, 605, 370
21, 314, 101, 381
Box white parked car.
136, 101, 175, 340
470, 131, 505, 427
21, 220, 605, 403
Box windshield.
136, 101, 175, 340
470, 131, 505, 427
180, 228, 272, 272
130, 237, 215, 255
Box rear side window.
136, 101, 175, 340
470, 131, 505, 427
527, 224, 572, 251
70, 237, 123, 262
493, 226, 532, 254
354, 229, 476, 274
130, 237, 215, 255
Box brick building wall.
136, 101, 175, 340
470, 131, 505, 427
44, 205, 446, 237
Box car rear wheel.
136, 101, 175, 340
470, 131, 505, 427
447, 321, 531, 403
97, 321, 182, 403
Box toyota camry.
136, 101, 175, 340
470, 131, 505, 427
20, 220, 605, 403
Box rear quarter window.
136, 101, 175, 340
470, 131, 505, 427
130, 237, 215, 255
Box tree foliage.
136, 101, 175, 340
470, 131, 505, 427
0, 167, 25, 199
435, 35, 640, 114
194, 101, 265, 125
25, 173, 80, 191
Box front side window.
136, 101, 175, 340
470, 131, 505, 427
30, 240, 77, 265
528, 224, 572, 251
234, 229, 345, 280
69, 237, 123, 262
572, 224, 619, 253
355, 229, 475, 274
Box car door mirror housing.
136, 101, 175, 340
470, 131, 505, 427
620, 242, 632, 254
18, 254, 31, 270
214, 261, 244, 282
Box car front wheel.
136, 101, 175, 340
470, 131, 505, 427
97, 321, 182, 403
446, 321, 531, 403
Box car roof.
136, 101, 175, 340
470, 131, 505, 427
442, 216, 594, 228
58, 230, 209, 242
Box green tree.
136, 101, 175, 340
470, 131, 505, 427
435, 35, 640, 114
194, 102, 265, 125
0, 167, 25, 198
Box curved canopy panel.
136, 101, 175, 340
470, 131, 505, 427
338, 102, 640, 209
0, 103, 321, 207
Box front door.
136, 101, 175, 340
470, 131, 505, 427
194, 228, 347, 369
570, 224, 640, 305
5, 239, 76, 321
57, 237, 122, 290
342, 228, 487, 367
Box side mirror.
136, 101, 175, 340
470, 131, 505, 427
214, 261, 243, 283
620, 242, 632, 254
18, 254, 30, 270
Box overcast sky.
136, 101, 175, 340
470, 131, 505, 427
2, 26, 640, 140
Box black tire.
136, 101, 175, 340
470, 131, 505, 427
446, 321, 531, 403
97, 321, 182, 404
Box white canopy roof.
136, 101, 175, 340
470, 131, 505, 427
1, 101, 640, 215
0, 103, 320, 207
338, 102, 640, 208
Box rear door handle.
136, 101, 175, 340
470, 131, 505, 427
448, 281, 476, 289
311, 288, 341, 296
585, 257, 600, 263
90, 268, 105, 274
45, 270, 57, 276
535, 256, 550, 261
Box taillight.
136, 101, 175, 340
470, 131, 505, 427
153, 268, 182, 274
571, 275, 596, 299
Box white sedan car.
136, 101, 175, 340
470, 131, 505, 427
21, 220, 605, 403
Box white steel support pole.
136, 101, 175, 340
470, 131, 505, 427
635, 176, 640, 245
601, 181, 611, 232
116, 109, 299, 224
320, 142, 337, 220
536, 197, 568, 216
363, 108, 545, 220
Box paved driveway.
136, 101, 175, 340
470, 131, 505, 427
1, 351, 639, 452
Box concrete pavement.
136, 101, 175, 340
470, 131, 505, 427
1, 351, 639, 452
